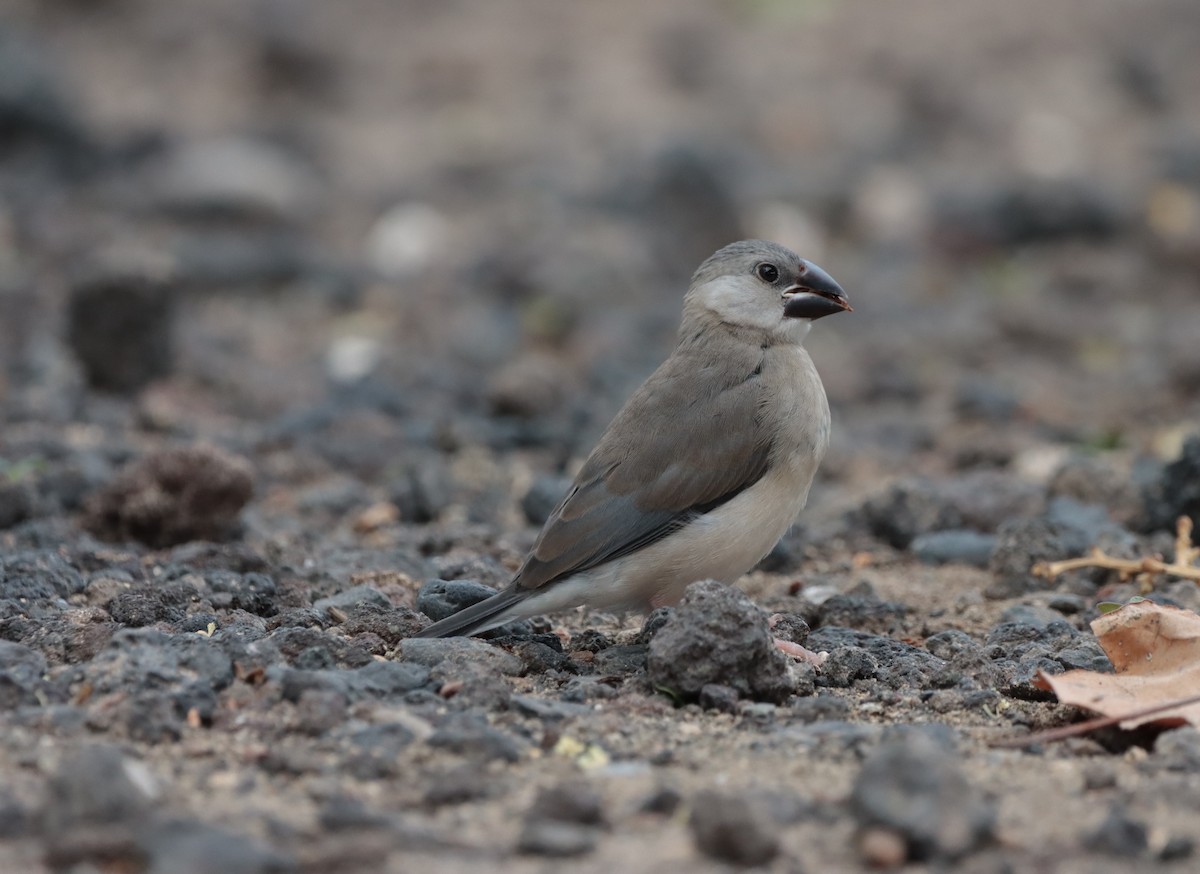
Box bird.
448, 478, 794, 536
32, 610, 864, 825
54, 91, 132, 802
416, 239, 851, 638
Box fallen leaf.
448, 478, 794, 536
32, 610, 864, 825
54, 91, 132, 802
1035, 601, 1200, 730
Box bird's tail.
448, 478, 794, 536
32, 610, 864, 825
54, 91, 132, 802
412, 588, 530, 638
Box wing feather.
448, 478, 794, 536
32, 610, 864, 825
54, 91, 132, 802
515, 342, 773, 591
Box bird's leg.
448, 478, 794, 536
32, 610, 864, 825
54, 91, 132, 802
769, 613, 827, 667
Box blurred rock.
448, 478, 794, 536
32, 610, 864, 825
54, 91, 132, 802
0, 478, 36, 530
253, 0, 339, 100
860, 478, 963, 549
520, 473, 570, 525
66, 248, 177, 394
388, 457, 453, 524
137, 818, 294, 874
148, 136, 321, 222
0, 27, 92, 163
1049, 454, 1141, 525
934, 181, 1124, 251
1143, 434, 1200, 533
647, 580, 795, 703
487, 352, 574, 418
953, 377, 1020, 423
83, 445, 254, 548
366, 202, 449, 279
911, 530, 996, 567
986, 515, 1085, 599
850, 728, 993, 862
689, 790, 779, 867
638, 146, 746, 283
42, 745, 158, 833
1086, 806, 1148, 859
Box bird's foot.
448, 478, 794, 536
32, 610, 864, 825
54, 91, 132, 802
773, 637, 828, 667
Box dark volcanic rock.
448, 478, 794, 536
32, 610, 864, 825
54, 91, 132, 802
647, 580, 795, 703
809, 628, 947, 690
416, 578, 498, 622
1144, 435, 1200, 533
397, 637, 523, 676
42, 745, 156, 833
689, 790, 780, 867
520, 474, 571, 525
0, 641, 49, 708
66, 251, 177, 394
911, 530, 997, 567
860, 478, 963, 549
850, 728, 994, 862
987, 515, 1087, 598
137, 817, 294, 874
517, 785, 606, 858
83, 445, 254, 548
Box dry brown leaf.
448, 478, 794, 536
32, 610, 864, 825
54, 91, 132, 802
1035, 600, 1200, 730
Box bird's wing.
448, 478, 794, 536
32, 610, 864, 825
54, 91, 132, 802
515, 345, 773, 591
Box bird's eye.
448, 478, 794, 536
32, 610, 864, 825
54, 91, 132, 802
755, 263, 780, 284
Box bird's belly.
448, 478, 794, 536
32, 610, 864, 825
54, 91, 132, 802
611, 463, 814, 609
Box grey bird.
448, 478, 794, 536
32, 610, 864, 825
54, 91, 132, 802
416, 240, 851, 638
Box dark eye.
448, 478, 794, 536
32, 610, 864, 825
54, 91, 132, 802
755, 262, 780, 284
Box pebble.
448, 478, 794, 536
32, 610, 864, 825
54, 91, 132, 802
415, 579, 498, 623
1086, 805, 1148, 858
1143, 434, 1200, 532
397, 637, 523, 677
66, 249, 176, 394
911, 530, 997, 567
647, 580, 795, 703
42, 745, 158, 832
82, 446, 254, 548
148, 136, 320, 222
688, 790, 780, 867
850, 728, 994, 862
137, 817, 294, 874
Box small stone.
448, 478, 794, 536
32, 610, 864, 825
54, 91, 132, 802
397, 637, 523, 677
313, 584, 390, 613
911, 530, 996, 568
292, 689, 347, 735
42, 745, 157, 833
516, 820, 597, 857
698, 684, 740, 713
415, 579, 498, 623
1086, 805, 1147, 858
768, 613, 810, 646
861, 479, 963, 549
860, 826, 908, 868
987, 516, 1086, 599
647, 580, 794, 703
689, 790, 779, 867
1143, 435, 1200, 532
818, 646, 878, 688
850, 728, 993, 862
149, 135, 320, 222
66, 248, 177, 394
82, 445, 254, 548
423, 766, 490, 807
526, 782, 606, 826
640, 786, 683, 815
137, 817, 294, 874
0, 480, 36, 530
520, 474, 571, 525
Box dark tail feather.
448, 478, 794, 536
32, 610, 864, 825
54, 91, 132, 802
412, 589, 529, 638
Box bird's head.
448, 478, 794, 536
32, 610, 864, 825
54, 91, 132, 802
684, 240, 851, 344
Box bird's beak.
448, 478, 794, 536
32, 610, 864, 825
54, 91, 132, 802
782, 260, 852, 320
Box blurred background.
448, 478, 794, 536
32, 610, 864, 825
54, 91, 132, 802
1, 0, 1199, 546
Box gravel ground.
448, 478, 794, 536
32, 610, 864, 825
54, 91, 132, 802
2, 0, 1200, 871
